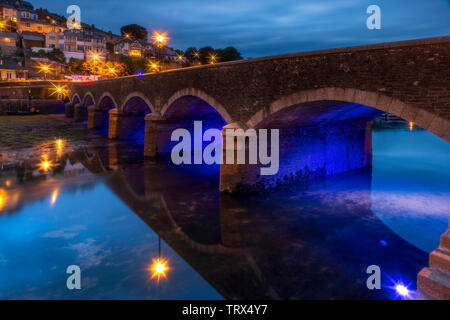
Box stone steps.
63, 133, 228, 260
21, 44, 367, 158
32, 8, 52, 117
430, 248, 450, 275
417, 267, 450, 300
440, 230, 450, 250
417, 221, 450, 300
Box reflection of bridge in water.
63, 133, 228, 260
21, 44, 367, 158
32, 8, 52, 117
71, 143, 448, 299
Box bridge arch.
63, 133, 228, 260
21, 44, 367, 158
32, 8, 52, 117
82, 91, 96, 107
161, 88, 233, 124
82, 92, 95, 108
247, 87, 450, 142
120, 92, 155, 114
70, 93, 81, 105
97, 92, 118, 111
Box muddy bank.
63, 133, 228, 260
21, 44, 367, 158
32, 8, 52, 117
0, 114, 108, 167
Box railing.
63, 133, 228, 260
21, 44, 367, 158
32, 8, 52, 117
0, 99, 32, 114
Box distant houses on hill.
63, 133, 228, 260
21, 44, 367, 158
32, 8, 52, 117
0, 0, 180, 79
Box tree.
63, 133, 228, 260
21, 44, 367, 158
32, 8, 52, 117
35, 49, 47, 58
217, 46, 242, 62
120, 56, 149, 75
120, 24, 148, 40
198, 46, 216, 64
185, 47, 198, 61
47, 48, 65, 63
67, 58, 84, 74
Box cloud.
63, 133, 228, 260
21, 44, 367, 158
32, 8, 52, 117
32, 0, 450, 57
42, 225, 87, 240
66, 238, 111, 269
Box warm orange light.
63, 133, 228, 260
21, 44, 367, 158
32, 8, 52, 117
87, 50, 103, 62
56, 138, 63, 149
49, 83, 69, 99
35, 62, 53, 74
129, 49, 142, 57
177, 54, 184, 61
208, 54, 218, 64
4, 180, 11, 187
149, 258, 169, 281
39, 156, 53, 172
147, 61, 160, 72
409, 122, 414, 132
55, 138, 64, 158
0, 189, 5, 211
50, 189, 59, 206
151, 31, 169, 47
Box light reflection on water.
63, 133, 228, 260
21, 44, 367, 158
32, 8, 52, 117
0, 119, 448, 300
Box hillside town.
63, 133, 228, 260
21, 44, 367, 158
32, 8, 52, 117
0, 0, 242, 81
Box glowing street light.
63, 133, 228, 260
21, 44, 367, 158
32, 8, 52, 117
38, 156, 53, 173
409, 121, 414, 132
87, 50, 103, 63
149, 236, 170, 282
147, 60, 160, 73
151, 31, 169, 48
177, 54, 184, 61
108, 68, 117, 77
35, 62, 54, 80
150, 258, 170, 281
208, 53, 218, 64
49, 83, 69, 100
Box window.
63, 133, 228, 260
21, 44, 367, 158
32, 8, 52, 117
6, 72, 12, 80
129, 49, 141, 57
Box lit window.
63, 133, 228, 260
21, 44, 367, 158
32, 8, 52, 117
129, 49, 141, 57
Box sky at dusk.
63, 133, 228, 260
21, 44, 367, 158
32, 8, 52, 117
31, 0, 450, 58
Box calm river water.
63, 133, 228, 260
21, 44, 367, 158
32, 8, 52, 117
0, 119, 449, 300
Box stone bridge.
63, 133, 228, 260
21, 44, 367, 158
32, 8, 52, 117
67, 36, 450, 194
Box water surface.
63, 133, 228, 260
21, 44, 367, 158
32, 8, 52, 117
0, 119, 448, 300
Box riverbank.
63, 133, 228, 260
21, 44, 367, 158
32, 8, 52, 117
0, 114, 95, 166
0, 114, 89, 149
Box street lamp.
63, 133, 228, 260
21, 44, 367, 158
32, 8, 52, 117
149, 236, 170, 282
151, 31, 169, 67
151, 31, 169, 48
208, 53, 218, 64
49, 83, 69, 100
35, 62, 53, 80
147, 61, 160, 73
